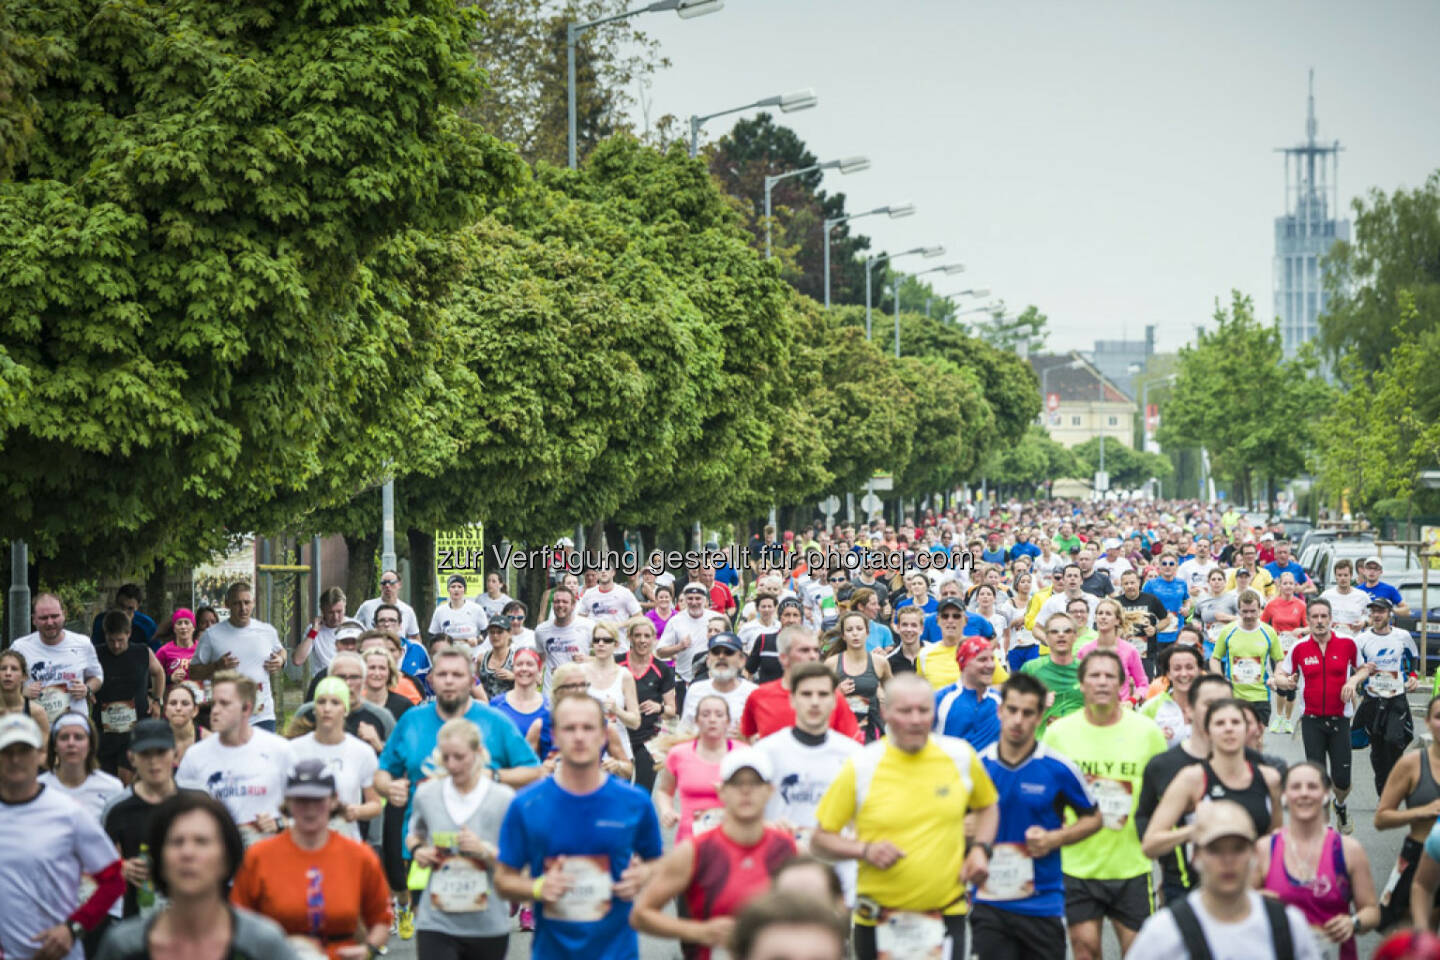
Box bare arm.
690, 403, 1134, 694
615, 672, 641, 730
146, 650, 166, 710
1141, 767, 1201, 859
1374, 754, 1429, 830
1342, 837, 1381, 934
631, 843, 730, 946
1263, 767, 1283, 834
1414, 851, 1440, 929
292, 623, 317, 667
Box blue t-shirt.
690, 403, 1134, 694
981, 548, 1007, 565
921, 610, 995, 645
866, 620, 893, 652
1263, 560, 1309, 586
976, 742, 1097, 917
1358, 581, 1403, 606
492, 693, 554, 759
399, 640, 434, 697
934, 684, 1001, 751
91, 611, 158, 650
499, 777, 664, 960
1008, 542, 1041, 562
1142, 576, 1189, 644
894, 596, 938, 620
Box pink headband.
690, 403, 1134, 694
172, 608, 195, 625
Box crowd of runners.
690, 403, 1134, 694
5, 498, 1440, 959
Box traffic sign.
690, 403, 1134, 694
819, 495, 841, 517
1046, 392, 1060, 413
860, 493, 883, 515
1094, 471, 1110, 492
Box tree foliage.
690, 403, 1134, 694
0, 0, 522, 580
1071, 436, 1173, 491
1157, 292, 1332, 506
985, 425, 1081, 493
973, 304, 1050, 356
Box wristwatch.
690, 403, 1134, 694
976, 841, 994, 859
490, 769, 502, 783
68, 921, 85, 944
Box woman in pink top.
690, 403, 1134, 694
1077, 599, 1148, 704
1255, 762, 1379, 959
153, 608, 200, 692
654, 694, 735, 842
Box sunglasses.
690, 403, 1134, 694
381, 578, 399, 586
1160, 561, 1177, 567
592, 636, 616, 644
938, 612, 963, 621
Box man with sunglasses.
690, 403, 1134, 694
1035, 565, 1100, 637
918, 597, 1003, 691
1020, 614, 1085, 727
680, 634, 756, 735
371, 603, 432, 698
1142, 552, 1190, 656
356, 570, 422, 642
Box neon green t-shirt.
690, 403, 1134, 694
1021, 656, 1083, 726
1211, 621, 1283, 702
1041, 709, 1167, 880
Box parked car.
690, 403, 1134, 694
1395, 579, 1440, 669
1308, 539, 1409, 592
1278, 518, 1314, 542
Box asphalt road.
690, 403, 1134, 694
386, 694, 1428, 960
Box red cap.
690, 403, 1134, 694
955, 636, 991, 670
1374, 931, 1440, 960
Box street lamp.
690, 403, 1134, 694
823, 203, 914, 308
568, 0, 723, 169
689, 88, 817, 158
864, 246, 942, 339
893, 263, 963, 356
926, 287, 990, 317
765, 156, 871, 258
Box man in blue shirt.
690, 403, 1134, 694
921, 591, 995, 645
497, 693, 663, 960
1142, 553, 1190, 648
935, 636, 1003, 750
1008, 530, 1042, 564
981, 532, 1008, 565
1357, 556, 1410, 615
90, 583, 158, 650
973, 673, 1101, 960
1261, 540, 1314, 595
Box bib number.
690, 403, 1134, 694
1370, 671, 1404, 698
978, 843, 1035, 901
875, 910, 946, 960
101, 702, 138, 734
847, 695, 869, 716
546, 855, 612, 922
428, 856, 490, 913
38, 687, 69, 722
1091, 777, 1133, 830
1231, 658, 1263, 686
693, 807, 724, 837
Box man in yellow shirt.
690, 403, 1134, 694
917, 597, 1008, 689
1226, 542, 1275, 599
813, 673, 999, 960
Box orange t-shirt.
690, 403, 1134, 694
395, 676, 423, 705
231, 831, 391, 958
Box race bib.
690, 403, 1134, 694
1280, 632, 1301, 654
847, 695, 869, 716
693, 807, 724, 837
1231, 658, 1263, 686
977, 843, 1035, 901
100, 702, 138, 734
428, 856, 490, 913
1370, 671, 1404, 698
1090, 777, 1133, 830
875, 909, 946, 960
38, 686, 69, 722
546, 855, 612, 922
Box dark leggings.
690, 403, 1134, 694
382, 800, 409, 892
630, 734, 657, 794
1300, 715, 1353, 792
415, 930, 508, 960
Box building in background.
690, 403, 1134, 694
1032, 352, 1136, 449
1274, 70, 1350, 360
1090, 325, 1155, 400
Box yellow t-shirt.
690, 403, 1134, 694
916, 643, 1008, 689
815, 737, 999, 919
1227, 567, 1275, 599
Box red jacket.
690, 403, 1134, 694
739, 679, 861, 741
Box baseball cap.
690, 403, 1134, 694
681, 582, 708, 597
334, 619, 366, 643
557, 536, 575, 548
1191, 799, 1258, 846
1103, 537, 1122, 550
1367, 596, 1394, 611
1363, 556, 1384, 569
936, 596, 966, 615
487, 613, 513, 630
129, 718, 176, 754
708, 632, 744, 654
285, 758, 338, 799
719, 747, 774, 784
446, 574, 468, 589
0, 713, 43, 751
1260, 532, 1275, 542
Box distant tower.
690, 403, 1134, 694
1274, 70, 1349, 360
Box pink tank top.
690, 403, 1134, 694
1264, 826, 1354, 960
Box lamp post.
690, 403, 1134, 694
894, 263, 964, 356
765, 156, 870, 258
568, 0, 723, 169
864, 246, 942, 339
925, 287, 989, 318
689, 88, 816, 159
823, 203, 913, 308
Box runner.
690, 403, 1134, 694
1321, 559, 1372, 635
680, 633, 756, 734
359, 646, 413, 726
1142, 551, 1190, 656
812, 674, 998, 960
918, 595, 1004, 690
175, 672, 293, 847
1375, 696, 1440, 932
616, 616, 675, 793
294, 586, 353, 670
578, 561, 642, 650
630, 749, 797, 959
740, 627, 860, 741
163, 683, 208, 766
153, 608, 201, 695
1358, 556, 1410, 615
406, 717, 516, 960
40, 713, 125, 821
494, 693, 664, 960
728, 892, 848, 960
288, 652, 396, 752
373, 605, 433, 697
429, 575, 488, 644
1127, 801, 1320, 960
1264, 540, 1315, 596
0, 713, 124, 960
355, 569, 423, 640
100, 719, 188, 919
287, 677, 383, 843
744, 596, 803, 685
933, 636, 1002, 750
1353, 595, 1420, 796
825, 611, 891, 740
0, 648, 50, 743
1210, 589, 1286, 729
1116, 569, 1172, 676
656, 694, 737, 844
884, 607, 926, 675
1262, 572, 1310, 727
489, 648, 552, 760
1256, 762, 1379, 959
230, 759, 392, 959
1076, 598, 1147, 705
657, 582, 712, 708
14, 593, 103, 723
1193, 567, 1239, 658
92, 610, 165, 780
971, 673, 1102, 960
1020, 613, 1084, 726
1140, 643, 1204, 748
187, 583, 287, 731
1042, 648, 1167, 960
1034, 565, 1099, 633
1274, 597, 1365, 834
534, 585, 595, 693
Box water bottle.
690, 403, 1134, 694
136, 843, 156, 911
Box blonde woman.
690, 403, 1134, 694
288, 677, 383, 842
581, 623, 640, 731
1077, 598, 1149, 704
360, 647, 413, 724
406, 717, 516, 959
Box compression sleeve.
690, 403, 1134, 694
69, 859, 124, 930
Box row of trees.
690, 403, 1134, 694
0, 0, 1040, 598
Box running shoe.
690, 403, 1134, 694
397, 905, 415, 940
1283, 716, 1295, 734
1335, 803, 1353, 835
1268, 713, 1282, 733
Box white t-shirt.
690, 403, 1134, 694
0, 784, 120, 960
680, 678, 756, 735
1320, 588, 1370, 631
1126, 890, 1320, 960
659, 611, 712, 682
1032, 553, 1067, 586
477, 593, 513, 619
38, 770, 125, 822
1358, 627, 1419, 699
12, 630, 103, 719
1036, 591, 1099, 630
1094, 555, 1134, 580
754, 727, 861, 902
534, 616, 595, 688
176, 729, 294, 829
289, 733, 379, 841
299, 622, 342, 671
355, 597, 422, 639
428, 601, 487, 642
578, 585, 641, 626
193, 619, 285, 724
1177, 558, 1218, 594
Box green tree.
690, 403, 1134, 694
891, 356, 993, 499
0, 0, 522, 580
1319, 171, 1440, 372
973, 305, 1050, 355
1157, 292, 1332, 507
1071, 436, 1173, 491
985, 425, 1082, 495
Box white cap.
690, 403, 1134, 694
0, 713, 43, 752
719, 747, 774, 784
334, 619, 366, 642
1362, 556, 1383, 569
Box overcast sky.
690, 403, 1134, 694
635, 0, 1440, 352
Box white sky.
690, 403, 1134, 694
634, 0, 1440, 351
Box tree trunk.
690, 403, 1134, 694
587, 519, 606, 563
603, 520, 625, 559
344, 531, 379, 611
407, 527, 436, 616
521, 564, 548, 628
639, 525, 659, 562
145, 561, 169, 623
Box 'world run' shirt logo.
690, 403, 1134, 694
205, 770, 274, 801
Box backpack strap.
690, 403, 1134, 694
1262, 895, 1295, 960
1168, 897, 1213, 960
